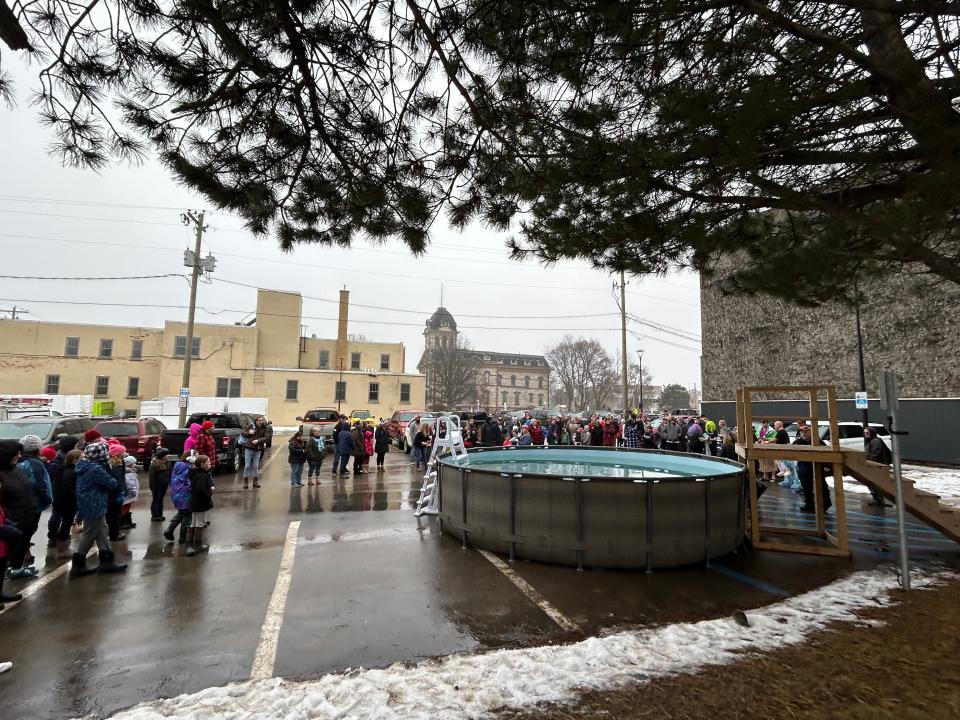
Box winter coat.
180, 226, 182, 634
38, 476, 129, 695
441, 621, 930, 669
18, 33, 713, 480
74, 460, 118, 519
55, 465, 78, 516
351, 427, 364, 457
288, 437, 308, 465
374, 427, 390, 454
305, 436, 326, 462
623, 421, 640, 449
124, 470, 140, 503
48, 454, 66, 503
364, 430, 374, 456
0, 466, 37, 527
148, 463, 172, 492
184, 423, 202, 455
109, 463, 126, 506
529, 425, 544, 445
243, 423, 270, 451
195, 431, 217, 468
17, 456, 53, 513
0, 505, 24, 559
335, 429, 355, 456
602, 420, 618, 447
793, 436, 814, 481
189, 467, 214, 513
170, 461, 193, 511
865, 435, 892, 465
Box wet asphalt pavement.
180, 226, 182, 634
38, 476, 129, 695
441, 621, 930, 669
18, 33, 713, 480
1, 439, 957, 719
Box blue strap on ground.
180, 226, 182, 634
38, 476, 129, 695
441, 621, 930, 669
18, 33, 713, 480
709, 564, 792, 598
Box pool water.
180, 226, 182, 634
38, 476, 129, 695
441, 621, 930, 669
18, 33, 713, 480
444, 448, 741, 479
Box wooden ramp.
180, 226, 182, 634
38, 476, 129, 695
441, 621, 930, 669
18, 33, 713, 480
843, 451, 960, 545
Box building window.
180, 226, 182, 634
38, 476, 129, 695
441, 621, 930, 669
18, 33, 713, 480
45, 374, 60, 395
524, 376, 530, 388
510, 358, 518, 365
482, 371, 490, 384
528, 393, 533, 403
127, 377, 140, 398
380, 354, 390, 371
99, 339, 113, 359
502, 391, 508, 405
511, 375, 516, 386
369, 382, 379, 402
286, 380, 298, 401
95, 376, 109, 397
215, 377, 241, 398
513, 392, 520, 405
400, 383, 411, 402
174, 336, 201, 358
335, 381, 346, 401
350, 351, 361, 370
538, 394, 544, 405
131, 339, 143, 360
64, 336, 80, 357
319, 350, 330, 369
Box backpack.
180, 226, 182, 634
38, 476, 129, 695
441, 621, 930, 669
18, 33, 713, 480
170, 461, 192, 510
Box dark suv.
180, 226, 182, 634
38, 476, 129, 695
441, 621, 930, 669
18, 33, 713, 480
0, 415, 96, 449
95, 418, 167, 465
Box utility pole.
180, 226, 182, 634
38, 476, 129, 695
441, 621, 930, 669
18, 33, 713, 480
619, 270, 629, 415
637, 350, 644, 413
178, 210, 205, 429
853, 278, 869, 430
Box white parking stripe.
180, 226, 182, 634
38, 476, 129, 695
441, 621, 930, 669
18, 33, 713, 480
250, 520, 301, 680
0, 548, 95, 616
477, 549, 582, 634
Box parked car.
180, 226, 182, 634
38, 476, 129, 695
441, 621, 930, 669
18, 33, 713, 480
385, 410, 425, 450
94, 418, 167, 465
349, 409, 373, 426
0, 415, 96, 449
162, 412, 257, 472
785, 421, 892, 451
296, 407, 341, 446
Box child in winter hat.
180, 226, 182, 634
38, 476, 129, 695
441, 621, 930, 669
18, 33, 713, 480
121, 456, 139, 529
83, 440, 109, 463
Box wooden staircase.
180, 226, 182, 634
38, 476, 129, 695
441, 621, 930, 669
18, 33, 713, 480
843, 450, 960, 544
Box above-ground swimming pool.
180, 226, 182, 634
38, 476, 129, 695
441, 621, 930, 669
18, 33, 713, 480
437, 446, 746, 570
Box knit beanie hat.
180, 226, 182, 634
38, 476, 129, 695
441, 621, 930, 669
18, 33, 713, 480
202, 421, 214, 430
40, 446, 58, 462
19, 434, 43, 453
57, 435, 80, 453
83, 441, 109, 463
108, 443, 126, 458
154, 447, 170, 459
84, 428, 102, 443
123, 455, 137, 467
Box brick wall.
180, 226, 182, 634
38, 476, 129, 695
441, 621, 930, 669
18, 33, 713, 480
701, 265, 960, 401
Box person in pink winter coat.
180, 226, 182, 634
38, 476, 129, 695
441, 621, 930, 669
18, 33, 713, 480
184, 424, 202, 455
362, 427, 373, 473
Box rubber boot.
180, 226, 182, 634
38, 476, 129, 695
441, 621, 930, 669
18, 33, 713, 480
69, 552, 96, 578
95, 550, 128, 574
0, 559, 23, 602
185, 527, 198, 556
195, 526, 209, 554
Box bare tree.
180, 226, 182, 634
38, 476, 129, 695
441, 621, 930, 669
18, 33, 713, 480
422, 335, 479, 411
546, 336, 600, 410
586, 349, 620, 411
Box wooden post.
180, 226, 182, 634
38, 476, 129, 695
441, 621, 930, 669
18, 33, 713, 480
832, 461, 848, 552
747, 458, 760, 545
813, 462, 825, 537
827, 387, 840, 452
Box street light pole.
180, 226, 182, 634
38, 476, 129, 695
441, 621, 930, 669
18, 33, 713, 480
619, 270, 629, 415
178, 210, 205, 429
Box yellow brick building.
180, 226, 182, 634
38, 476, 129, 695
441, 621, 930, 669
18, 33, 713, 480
0, 289, 425, 426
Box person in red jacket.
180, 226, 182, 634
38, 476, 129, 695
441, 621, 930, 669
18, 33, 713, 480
528, 419, 545, 446
194, 421, 218, 471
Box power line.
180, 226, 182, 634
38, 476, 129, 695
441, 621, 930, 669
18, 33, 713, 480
0, 193, 195, 212
0, 207, 188, 227
0, 273, 185, 281
627, 313, 701, 342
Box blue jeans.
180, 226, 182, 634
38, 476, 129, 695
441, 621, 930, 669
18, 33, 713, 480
243, 448, 262, 478
336, 453, 350, 473
413, 446, 426, 466
289, 463, 304, 486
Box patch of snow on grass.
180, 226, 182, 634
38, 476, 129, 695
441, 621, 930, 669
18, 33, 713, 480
107, 567, 953, 720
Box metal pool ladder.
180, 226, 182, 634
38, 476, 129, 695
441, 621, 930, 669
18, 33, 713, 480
414, 414, 468, 517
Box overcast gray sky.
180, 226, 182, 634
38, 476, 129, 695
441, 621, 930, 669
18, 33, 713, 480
0, 56, 703, 389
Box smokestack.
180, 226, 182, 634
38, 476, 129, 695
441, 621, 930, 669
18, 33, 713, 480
337, 288, 349, 372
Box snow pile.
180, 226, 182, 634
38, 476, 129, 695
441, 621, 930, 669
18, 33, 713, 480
107, 567, 953, 720
829, 466, 960, 507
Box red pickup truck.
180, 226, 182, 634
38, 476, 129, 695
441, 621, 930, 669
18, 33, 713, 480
94, 418, 167, 465
296, 407, 341, 446
385, 410, 425, 451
